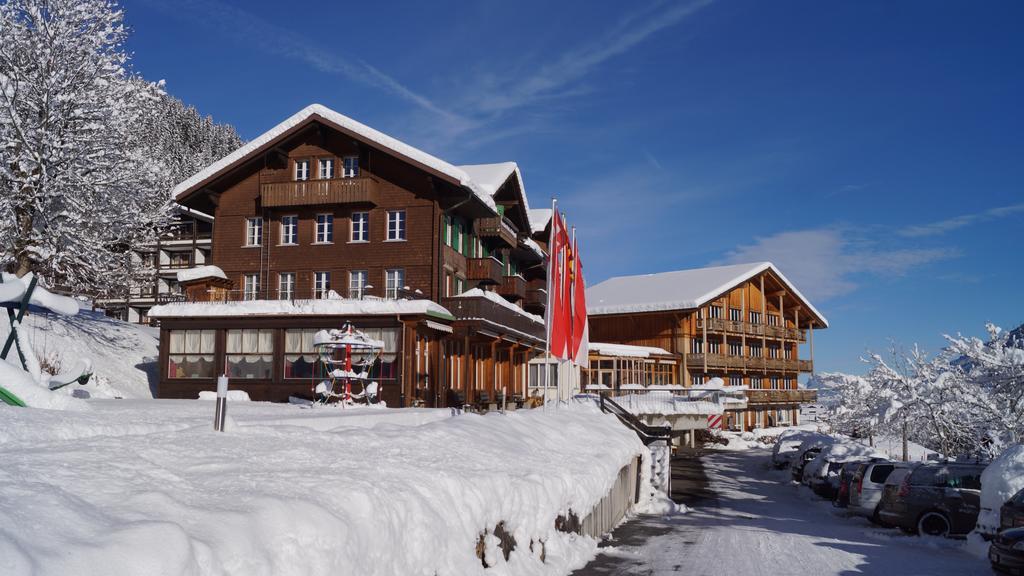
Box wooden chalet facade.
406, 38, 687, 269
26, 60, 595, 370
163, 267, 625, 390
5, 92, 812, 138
585, 262, 827, 430
150, 104, 546, 407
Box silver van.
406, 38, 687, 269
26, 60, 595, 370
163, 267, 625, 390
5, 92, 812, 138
848, 460, 911, 522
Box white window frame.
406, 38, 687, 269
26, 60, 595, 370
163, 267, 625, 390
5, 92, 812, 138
280, 215, 298, 245
349, 270, 367, 299
318, 158, 334, 179
692, 375, 705, 386
750, 376, 762, 389
771, 377, 781, 390
728, 342, 743, 356
294, 159, 310, 181
342, 156, 359, 178
709, 305, 722, 319
350, 211, 369, 243
245, 217, 263, 247
278, 272, 295, 300
729, 308, 742, 321
315, 213, 334, 244
708, 341, 721, 354
243, 273, 259, 300
385, 268, 404, 299
314, 271, 330, 299
749, 311, 763, 324
386, 210, 406, 241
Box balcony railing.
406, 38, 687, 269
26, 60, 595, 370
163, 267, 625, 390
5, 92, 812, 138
685, 353, 813, 373
745, 389, 818, 405
525, 282, 547, 310
696, 317, 806, 341
497, 274, 527, 301
441, 295, 545, 343
465, 257, 503, 285
261, 177, 380, 207
474, 216, 519, 247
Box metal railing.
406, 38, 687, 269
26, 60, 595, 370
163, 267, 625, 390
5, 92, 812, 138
597, 394, 673, 446
685, 353, 813, 372
696, 317, 806, 341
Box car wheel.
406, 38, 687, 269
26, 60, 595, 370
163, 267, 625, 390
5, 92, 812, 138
917, 511, 951, 537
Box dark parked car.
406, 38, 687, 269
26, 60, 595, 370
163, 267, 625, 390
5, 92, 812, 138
836, 460, 884, 509
811, 460, 863, 501
791, 447, 822, 483
877, 462, 986, 537
990, 527, 1024, 574
1002, 488, 1024, 532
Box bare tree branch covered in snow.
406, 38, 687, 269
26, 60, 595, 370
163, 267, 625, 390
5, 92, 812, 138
0, 0, 241, 294
824, 324, 1024, 458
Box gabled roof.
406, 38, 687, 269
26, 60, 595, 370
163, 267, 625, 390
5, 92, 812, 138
528, 208, 552, 233
172, 103, 498, 212
457, 162, 532, 234
586, 262, 828, 327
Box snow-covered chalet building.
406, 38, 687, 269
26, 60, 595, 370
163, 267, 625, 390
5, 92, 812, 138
585, 263, 827, 430
149, 104, 548, 407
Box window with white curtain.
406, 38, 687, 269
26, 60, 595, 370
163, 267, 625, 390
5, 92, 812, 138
294, 159, 310, 181
284, 328, 320, 379
349, 270, 367, 299
280, 215, 297, 245
167, 329, 216, 379
318, 158, 334, 179
342, 156, 359, 178
278, 272, 295, 300
243, 274, 259, 300
245, 217, 263, 247
385, 268, 404, 299
226, 329, 274, 379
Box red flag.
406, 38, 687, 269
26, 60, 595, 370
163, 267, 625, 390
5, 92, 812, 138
571, 235, 589, 365
546, 210, 571, 360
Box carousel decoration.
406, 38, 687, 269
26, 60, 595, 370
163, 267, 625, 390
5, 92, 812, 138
312, 322, 384, 406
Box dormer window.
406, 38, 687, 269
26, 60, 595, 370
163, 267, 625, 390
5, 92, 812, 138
343, 156, 359, 178
294, 159, 310, 181
319, 158, 334, 179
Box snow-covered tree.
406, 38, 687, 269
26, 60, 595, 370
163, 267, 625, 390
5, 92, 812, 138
0, 0, 242, 294
815, 371, 886, 442
945, 323, 1024, 450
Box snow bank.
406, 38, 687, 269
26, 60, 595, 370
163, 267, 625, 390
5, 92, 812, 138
0, 308, 158, 399
0, 401, 645, 576
198, 389, 251, 402
0, 359, 87, 411
977, 444, 1024, 535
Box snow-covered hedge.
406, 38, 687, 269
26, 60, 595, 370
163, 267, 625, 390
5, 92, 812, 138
0, 402, 646, 575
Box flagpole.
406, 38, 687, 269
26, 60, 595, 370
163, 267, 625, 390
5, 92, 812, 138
569, 225, 577, 404
545, 198, 557, 410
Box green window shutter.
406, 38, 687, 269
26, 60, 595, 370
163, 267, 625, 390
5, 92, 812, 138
496, 205, 505, 216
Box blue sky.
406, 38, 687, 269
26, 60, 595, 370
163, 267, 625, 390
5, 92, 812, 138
124, 0, 1024, 375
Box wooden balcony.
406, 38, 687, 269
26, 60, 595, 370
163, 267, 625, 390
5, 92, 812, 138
465, 257, 503, 285
474, 216, 518, 247
685, 354, 813, 373
745, 389, 818, 405
525, 280, 547, 310
696, 317, 806, 341
497, 274, 527, 301
441, 295, 545, 344
261, 177, 380, 207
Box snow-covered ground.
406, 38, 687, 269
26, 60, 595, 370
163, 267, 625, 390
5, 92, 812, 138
0, 400, 648, 576
587, 449, 987, 575
0, 306, 158, 399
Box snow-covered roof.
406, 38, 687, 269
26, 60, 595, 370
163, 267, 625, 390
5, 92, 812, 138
589, 342, 673, 358
522, 236, 546, 259
176, 265, 227, 284
149, 298, 454, 320
457, 162, 532, 234
528, 208, 552, 233
172, 104, 498, 213
586, 262, 828, 327
456, 288, 544, 325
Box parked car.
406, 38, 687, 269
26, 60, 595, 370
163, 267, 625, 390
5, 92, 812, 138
791, 447, 822, 483
1001, 487, 1024, 532
877, 462, 987, 537
772, 437, 806, 469
833, 461, 866, 508
989, 527, 1024, 574
849, 460, 912, 522
810, 459, 865, 500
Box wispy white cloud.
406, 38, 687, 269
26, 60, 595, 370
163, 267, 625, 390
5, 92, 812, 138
716, 228, 959, 301
461, 0, 714, 115
140, 0, 472, 130
899, 202, 1024, 237
145, 0, 712, 147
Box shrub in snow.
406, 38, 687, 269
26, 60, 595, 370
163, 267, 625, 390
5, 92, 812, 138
977, 444, 1024, 536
